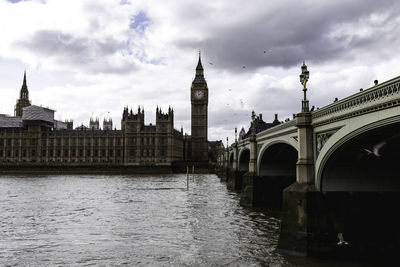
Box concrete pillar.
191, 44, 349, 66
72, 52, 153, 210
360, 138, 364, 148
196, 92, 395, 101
248, 135, 257, 173
220, 148, 229, 182
296, 112, 314, 184
225, 149, 229, 169
232, 143, 238, 171
240, 134, 258, 207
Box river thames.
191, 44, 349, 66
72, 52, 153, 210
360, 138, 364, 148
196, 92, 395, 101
0, 174, 381, 266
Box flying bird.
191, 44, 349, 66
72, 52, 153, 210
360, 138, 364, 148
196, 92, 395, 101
209, 62, 213, 65
337, 233, 348, 246
362, 141, 386, 158
242, 66, 246, 69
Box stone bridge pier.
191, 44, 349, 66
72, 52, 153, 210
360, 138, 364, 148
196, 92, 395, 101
226, 142, 247, 191
216, 147, 230, 182
240, 134, 259, 206
277, 111, 324, 255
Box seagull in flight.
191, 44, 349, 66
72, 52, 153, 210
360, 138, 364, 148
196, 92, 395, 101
209, 62, 213, 65
362, 141, 386, 158
337, 233, 348, 246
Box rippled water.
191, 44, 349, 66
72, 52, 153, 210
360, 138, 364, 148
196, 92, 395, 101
0, 174, 382, 267
0, 174, 291, 266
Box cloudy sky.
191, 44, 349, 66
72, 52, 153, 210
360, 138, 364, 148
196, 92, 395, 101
0, 0, 399, 144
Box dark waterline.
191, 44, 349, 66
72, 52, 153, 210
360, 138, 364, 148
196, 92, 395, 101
0, 174, 382, 266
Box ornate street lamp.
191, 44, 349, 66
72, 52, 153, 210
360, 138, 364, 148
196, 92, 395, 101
235, 127, 237, 142
226, 136, 229, 148
299, 62, 310, 112
251, 110, 256, 135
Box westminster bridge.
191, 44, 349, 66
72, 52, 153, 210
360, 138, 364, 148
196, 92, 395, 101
216, 72, 400, 257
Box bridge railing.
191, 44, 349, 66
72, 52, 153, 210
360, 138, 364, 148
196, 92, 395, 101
256, 119, 296, 139
235, 119, 297, 147
312, 75, 400, 124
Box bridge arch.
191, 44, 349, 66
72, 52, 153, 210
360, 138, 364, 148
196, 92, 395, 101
228, 151, 234, 169
238, 148, 250, 172
257, 141, 298, 177
316, 116, 400, 192
254, 140, 298, 207
257, 139, 298, 176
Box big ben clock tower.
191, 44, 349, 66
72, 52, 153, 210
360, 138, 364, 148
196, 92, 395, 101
191, 52, 209, 162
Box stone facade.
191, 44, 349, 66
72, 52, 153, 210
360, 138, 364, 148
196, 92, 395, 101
121, 106, 184, 165
0, 56, 212, 167
1, 104, 184, 168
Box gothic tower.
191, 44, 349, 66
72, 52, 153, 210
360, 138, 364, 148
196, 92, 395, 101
15, 71, 31, 117
103, 118, 113, 130
191, 52, 208, 162
89, 118, 99, 130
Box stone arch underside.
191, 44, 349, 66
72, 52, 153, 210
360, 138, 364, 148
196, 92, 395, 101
255, 143, 298, 207
321, 123, 400, 192
317, 123, 400, 252
238, 149, 250, 172
229, 152, 234, 169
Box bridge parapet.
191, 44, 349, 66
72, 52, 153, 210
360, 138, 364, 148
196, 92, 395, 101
256, 120, 296, 140
233, 120, 297, 150
312, 76, 400, 125
312, 77, 400, 125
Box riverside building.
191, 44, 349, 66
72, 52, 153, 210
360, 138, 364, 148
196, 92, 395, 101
0, 55, 212, 167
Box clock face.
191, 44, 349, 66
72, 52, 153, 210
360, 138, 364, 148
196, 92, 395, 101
194, 90, 204, 99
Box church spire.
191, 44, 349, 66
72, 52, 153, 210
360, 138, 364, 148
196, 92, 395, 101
15, 70, 31, 117
20, 70, 29, 100
23, 70, 27, 87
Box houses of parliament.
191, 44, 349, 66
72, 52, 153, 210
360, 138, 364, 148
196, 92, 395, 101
0, 55, 218, 167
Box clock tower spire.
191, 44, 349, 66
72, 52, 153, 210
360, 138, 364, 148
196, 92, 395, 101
191, 51, 209, 162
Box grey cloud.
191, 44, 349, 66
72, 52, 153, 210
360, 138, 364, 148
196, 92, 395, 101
176, 0, 400, 71
16, 30, 136, 74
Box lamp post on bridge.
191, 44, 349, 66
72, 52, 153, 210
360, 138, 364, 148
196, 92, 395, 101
296, 61, 314, 184
251, 111, 256, 136
224, 136, 229, 168
248, 110, 257, 174
300, 62, 310, 112
233, 127, 238, 170
235, 127, 237, 143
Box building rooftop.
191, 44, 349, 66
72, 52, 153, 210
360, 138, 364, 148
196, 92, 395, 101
22, 105, 54, 123
0, 115, 23, 128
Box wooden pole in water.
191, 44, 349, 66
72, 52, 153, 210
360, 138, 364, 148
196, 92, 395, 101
186, 166, 189, 190
192, 165, 194, 180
